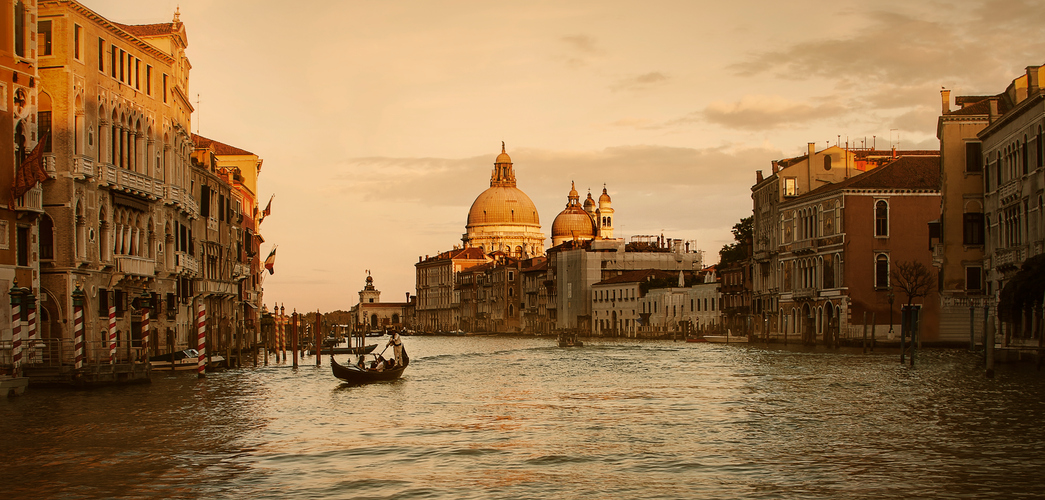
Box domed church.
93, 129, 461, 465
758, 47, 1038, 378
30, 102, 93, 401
551, 183, 615, 246
463, 144, 545, 258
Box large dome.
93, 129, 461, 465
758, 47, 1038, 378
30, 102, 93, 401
467, 186, 540, 226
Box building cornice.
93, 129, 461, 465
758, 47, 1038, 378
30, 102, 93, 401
43, 0, 177, 65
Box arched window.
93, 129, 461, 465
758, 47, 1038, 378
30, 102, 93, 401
824, 155, 832, 171
875, 254, 889, 289
875, 200, 889, 237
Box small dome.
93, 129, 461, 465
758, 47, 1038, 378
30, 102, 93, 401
583, 191, 595, 211
599, 187, 611, 204
552, 206, 597, 241
568, 181, 578, 199
495, 141, 511, 164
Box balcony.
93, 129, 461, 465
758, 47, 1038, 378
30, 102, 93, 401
995, 246, 1027, 272
791, 239, 817, 255
164, 185, 200, 218
116, 255, 156, 277
232, 262, 249, 279
175, 251, 199, 276
73, 155, 94, 178
12, 185, 43, 213
115, 168, 162, 199
793, 288, 818, 300
998, 179, 1020, 204
201, 280, 236, 296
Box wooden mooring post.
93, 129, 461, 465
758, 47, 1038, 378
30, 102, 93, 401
292, 311, 299, 368
862, 312, 868, 354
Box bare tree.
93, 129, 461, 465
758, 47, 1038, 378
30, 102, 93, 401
891, 260, 936, 306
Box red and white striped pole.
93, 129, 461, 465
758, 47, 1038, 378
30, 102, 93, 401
9, 284, 23, 377
73, 286, 85, 370
197, 303, 207, 378
108, 301, 117, 364
141, 291, 150, 364
26, 296, 36, 364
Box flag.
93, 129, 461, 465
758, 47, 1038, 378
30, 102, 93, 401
264, 246, 277, 275
259, 194, 274, 224
12, 130, 50, 203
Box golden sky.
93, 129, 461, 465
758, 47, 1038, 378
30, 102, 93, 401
88, 0, 1045, 311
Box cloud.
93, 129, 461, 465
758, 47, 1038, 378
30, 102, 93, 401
611, 71, 669, 92
559, 34, 603, 68
891, 105, 938, 134
700, 95, 848, 130
730, 3, 1045, 91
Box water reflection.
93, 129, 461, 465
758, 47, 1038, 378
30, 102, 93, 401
2, 338, 1044, 499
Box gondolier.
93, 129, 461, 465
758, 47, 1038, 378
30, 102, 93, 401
388, 330, 403, 367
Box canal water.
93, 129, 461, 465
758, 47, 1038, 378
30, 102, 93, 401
2, 336, 1044, 499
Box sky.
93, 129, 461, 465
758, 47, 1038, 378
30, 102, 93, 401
86, 0, 1045, 312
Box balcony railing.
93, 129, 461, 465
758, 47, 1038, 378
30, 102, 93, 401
995, 246, 1027, 270
175, 251, 199, 276
13, 184, 44, 213
164, 185, 200, 218
998, 179, 1019, 203
201, 280, 236, 296
793, 288, 818, 300
791, 239, 817, 254
73, 155, 94, 178
115, 168, 163, 199
116, 255, 156, 277
43, 154, 57, 178
232, 262, 249, 278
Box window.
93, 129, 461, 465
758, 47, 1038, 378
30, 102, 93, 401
119, 49, 125, 82
146, 65, 152, 95
14, 1, 24, 57
200, 185, 210, 218
824, 155, 832, 171
134, 59, 140, 90
162, 74, 168, 103
38, 20, 52, 56
98, 38, 105, 71
38, 110, 51, 152
963, 212, 984, 245
111, 46, 117, 77
875, 254, 889, 289
784, 177, 798, 197
98, 289, 110, 316
16, 226, 29, 266
966, 142, 982, 172
39, 215, 54, 260
874, 200, 889, 237
74, 25, 83, 60
966, 266, 982, 292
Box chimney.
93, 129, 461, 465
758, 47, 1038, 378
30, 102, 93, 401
756, 170, 764, 183
941, 89, 951, 114
807, 142, 815, 159
989, 98, 999, 123
1028, 66, 1041, 93
771, 161, 779, 174
892, 146, 896, 159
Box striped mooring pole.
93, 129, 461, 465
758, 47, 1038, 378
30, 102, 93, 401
108, 300, 117, 364
197, 303, 207, 378
73, 285, 85, 370
9, 282, 24, 377
26, 294, 36, 364
140, 290, 151, 363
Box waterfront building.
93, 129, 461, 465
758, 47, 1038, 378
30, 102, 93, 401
462, 144, 544, 258
933, 90, 991, 342
30, 1, 196, 376
415, 246, 489, 332
685, 268, 721, 334
457, 252, 522, 333
751, 143, 939, 340
549, 236, 703, 333
980, 64, 1045, 344
349, 273, 410, 333
2, 0, 42, 387
519, 256, 550, 334
593, 269, 680, 337
775, 155, 942, 343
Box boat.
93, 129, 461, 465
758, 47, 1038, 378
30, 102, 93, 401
685, 337, 708, 343
557, 332, 583, 347
309, 343, 378, 356
703, 335, 749, 343
331, 345, 409, 384
149, 349, 227, 370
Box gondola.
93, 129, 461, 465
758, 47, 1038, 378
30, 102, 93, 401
331, 345, 409, 384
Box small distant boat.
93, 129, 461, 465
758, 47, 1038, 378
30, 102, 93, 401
703, 335, 749, 343
557, 332, 583, 347
149, 349, 226, 370
685, 337, 708, 343
309, 343, 378, 356
331, 346, 409, 384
